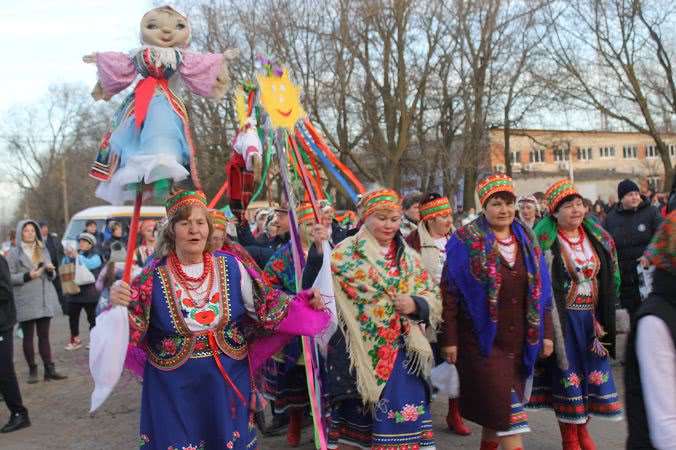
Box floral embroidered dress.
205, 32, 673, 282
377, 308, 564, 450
125, 247, 311, 450
91, 46, 225, 204
529, 218, 623, 423
260, 243, 310, 413
327, 227, 441, 450
128, 254, 259, 449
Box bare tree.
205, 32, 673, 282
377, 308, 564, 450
544, 0, 675, 191
1, 84, 111, 232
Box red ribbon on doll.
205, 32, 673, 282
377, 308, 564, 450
134, 77, 170, 130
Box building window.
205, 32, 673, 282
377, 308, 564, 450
599, 146, 615, 158
553, 148, 570, 161
529, 149, 545, 163
647, 176, 662, 193
646, 145, 659, 159
510, 151, 521, 164
577, 147, 593, 160
670, 144, 676, 158
623, 145, 637, 159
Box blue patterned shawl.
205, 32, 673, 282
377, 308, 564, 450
446, 215, 552, 373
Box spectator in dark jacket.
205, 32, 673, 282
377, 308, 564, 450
604, 179, 663, 314
0, 255, 30, 433
39, 222, 65, 314
101, 222, 126, 262
625, 212, 676, 449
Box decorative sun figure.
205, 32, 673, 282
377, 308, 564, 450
257, 68, 306, 131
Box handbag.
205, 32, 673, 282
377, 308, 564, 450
74, 258, 96, 286
59, 261, 80, 295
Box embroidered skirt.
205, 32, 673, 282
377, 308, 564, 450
496, 390, 530, 437
139, 353, 256, 449
528, 305, 623, 423
261, 338, 311, 414
327, 348, 435, 450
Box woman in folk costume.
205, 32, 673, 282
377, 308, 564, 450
261, 202, 324, 447
528, 180, 622, 450
84, 6, 239, 204
109, 191, 328, 449
406, 193, 470, 436
327, 189, 441, 450
438, 175, 554, 450
133, 220, 157, 267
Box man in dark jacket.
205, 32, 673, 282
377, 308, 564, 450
625, 212, 675, 449
39, 222, 65, 314
604, 179, 663, 314
0, 255, 30, 433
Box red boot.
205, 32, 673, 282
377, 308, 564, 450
446, 398, 472, 436
577, 419, 597, 450
286, 409, 302, 447
480, 441, 499, 450
559, 422, 581, 450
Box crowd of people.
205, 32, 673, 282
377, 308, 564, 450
0, 175, 673, 450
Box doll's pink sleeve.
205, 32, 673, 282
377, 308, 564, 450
179, 52, 225, 97
96, 52, 137, 97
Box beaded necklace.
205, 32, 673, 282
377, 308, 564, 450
557, 226, 595, 280
496, 234, 517, 267
169, 251, 215, 308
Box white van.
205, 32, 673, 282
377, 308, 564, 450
62, 205, 166, 250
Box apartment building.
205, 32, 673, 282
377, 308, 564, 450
486, 128, 676, 201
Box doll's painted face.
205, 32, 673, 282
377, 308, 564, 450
257, 69, 305, 130
140, 8, 190, 48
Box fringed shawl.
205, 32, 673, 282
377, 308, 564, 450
331, 226, 442, 407
445, 215, 551, 374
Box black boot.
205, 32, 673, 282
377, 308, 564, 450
1, 411, 30, 433
44, 363, 67, 381
26, 364, 38, 384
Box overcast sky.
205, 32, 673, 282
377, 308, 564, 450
0, 0, 153, 112
0, 0, 154, 227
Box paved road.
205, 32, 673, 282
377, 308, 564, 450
0, 315, 628, 449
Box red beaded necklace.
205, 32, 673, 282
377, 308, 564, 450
169, 252, 215, 308
496, 234, 516, 246
557, 226, 586, 248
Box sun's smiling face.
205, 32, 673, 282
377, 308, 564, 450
257, 69, 305, 130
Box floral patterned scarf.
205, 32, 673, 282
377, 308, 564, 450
446, 215, 551, 373
535, 215, 620, 298
331, 226, 441, 407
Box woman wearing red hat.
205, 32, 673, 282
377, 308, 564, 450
406, 193, 470, 436
439, 174, 554, 450
109, 190, 328, 449
529, 180, 623, 450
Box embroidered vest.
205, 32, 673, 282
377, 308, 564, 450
145, 255, 248, 371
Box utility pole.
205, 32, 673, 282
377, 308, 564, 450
61, 156, 69, 230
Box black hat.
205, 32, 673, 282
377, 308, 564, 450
618, 179, 640, 200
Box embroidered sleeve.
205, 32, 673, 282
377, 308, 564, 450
128, 261, 157, 349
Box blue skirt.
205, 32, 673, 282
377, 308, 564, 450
327, 348, 435, 450
139, 354, 256, 450
528, 306, 623, 423
98, 95, 191, 204
110, 95, 189, 166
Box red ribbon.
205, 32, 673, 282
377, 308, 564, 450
134, 77, 169, 131
207, 331, 246, 406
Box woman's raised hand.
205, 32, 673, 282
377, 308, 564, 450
111, 281, 132, 307
441, 346, 457, 364
393, 294, 416, 315
307, 288, 325, 311
82, 54, 96, 64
